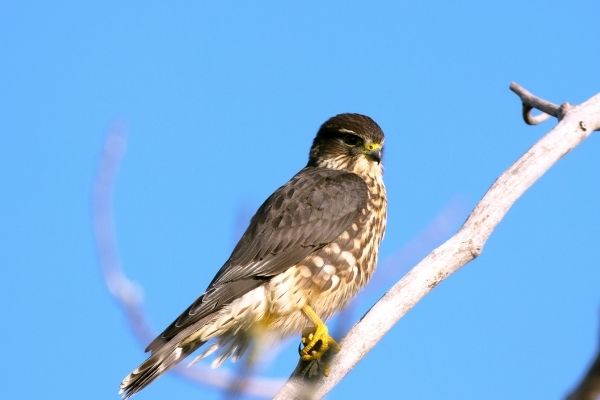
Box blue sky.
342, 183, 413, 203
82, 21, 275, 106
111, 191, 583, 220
2, 1, 599, 399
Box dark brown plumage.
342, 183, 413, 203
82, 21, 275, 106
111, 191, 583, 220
120, 113, 387, 398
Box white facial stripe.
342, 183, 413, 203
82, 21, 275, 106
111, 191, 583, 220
338, 128, 357, 134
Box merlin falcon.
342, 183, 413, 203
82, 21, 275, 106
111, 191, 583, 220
120, 113, 387, 398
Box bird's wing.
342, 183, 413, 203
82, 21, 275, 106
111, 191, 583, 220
212, 167, 369, 283
146, 167, 368, 353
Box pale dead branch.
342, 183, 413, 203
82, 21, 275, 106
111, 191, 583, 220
275, 83, 600, 399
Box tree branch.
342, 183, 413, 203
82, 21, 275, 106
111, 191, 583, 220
567, 351, 600, 400
566, 312, 600, 400
275, 83, 600, 399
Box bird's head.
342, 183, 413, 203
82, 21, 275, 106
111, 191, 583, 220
308, 113, 385, 177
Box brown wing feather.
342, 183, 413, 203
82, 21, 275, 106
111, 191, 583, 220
146, 167, 368, 353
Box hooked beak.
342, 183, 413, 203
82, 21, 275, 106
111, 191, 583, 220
364, 143, 383, 164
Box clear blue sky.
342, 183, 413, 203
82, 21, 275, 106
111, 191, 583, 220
2, 1, 599, 399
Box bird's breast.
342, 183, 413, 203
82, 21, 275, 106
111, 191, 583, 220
265, 175, 387, 335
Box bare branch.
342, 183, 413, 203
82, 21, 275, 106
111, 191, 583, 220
566, 313, 600, 400
275, 84, 600, 399
567, 352, 600, 400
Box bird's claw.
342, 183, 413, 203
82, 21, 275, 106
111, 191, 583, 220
298, 323, 340, 362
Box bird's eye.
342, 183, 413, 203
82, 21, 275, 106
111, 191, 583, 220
342, 134, 362, 147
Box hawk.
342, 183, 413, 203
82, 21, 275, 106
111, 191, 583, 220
120, 113, 387, 398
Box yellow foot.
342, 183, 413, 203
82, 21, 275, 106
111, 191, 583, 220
298, 305, 341, 363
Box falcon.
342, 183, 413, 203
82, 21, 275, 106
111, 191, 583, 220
120, 113, 387, 398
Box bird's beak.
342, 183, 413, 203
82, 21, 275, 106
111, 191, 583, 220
364, 143, 383, 164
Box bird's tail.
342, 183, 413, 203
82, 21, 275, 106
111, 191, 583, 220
119, 341, 200, 399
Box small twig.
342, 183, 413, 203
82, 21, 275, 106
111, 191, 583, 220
509, 81, 571, 125
275, 84, 600, 399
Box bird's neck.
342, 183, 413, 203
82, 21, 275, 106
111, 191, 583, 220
310, 156, 384, 181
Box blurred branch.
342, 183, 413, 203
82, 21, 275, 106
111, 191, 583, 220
332, 198, 466, 338
568, 353, 600, 400
92, 124, 283, 398
566, 313, 600, 400
275, 83, 600, 399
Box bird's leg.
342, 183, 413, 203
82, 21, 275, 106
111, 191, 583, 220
299, 305, 340, 363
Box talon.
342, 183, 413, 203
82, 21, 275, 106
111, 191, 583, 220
298, 305, 340, 364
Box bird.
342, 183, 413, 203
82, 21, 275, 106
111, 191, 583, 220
120, 113, 387, 398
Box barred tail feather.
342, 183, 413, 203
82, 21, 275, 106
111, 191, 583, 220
119, 286, 263, 397
119, 344, 197, 399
